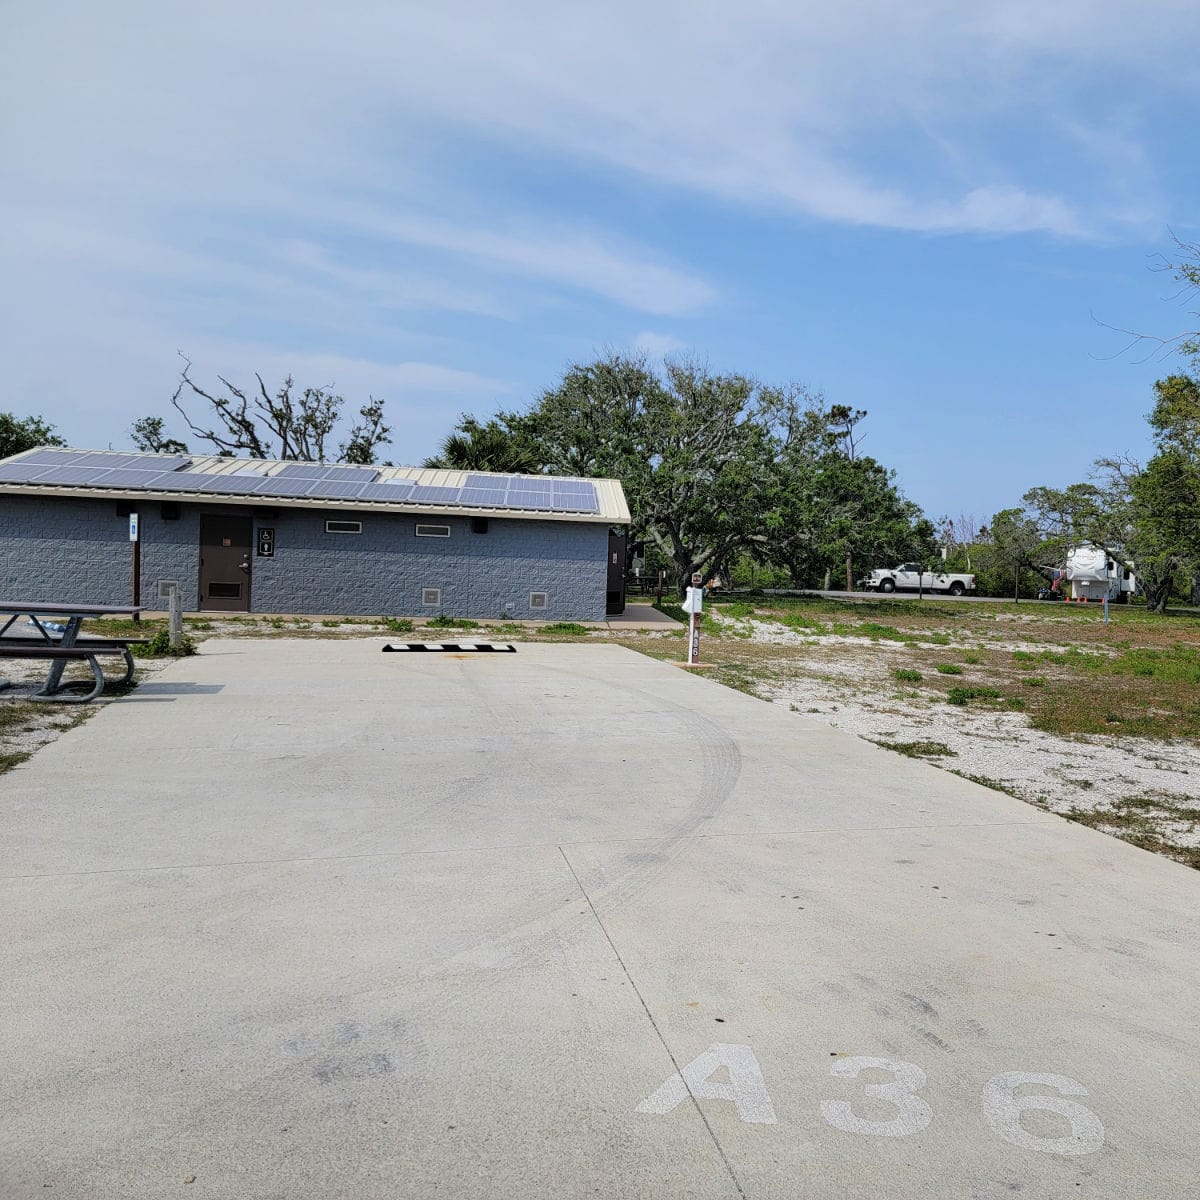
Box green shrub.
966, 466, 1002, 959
936, 663, 963, 675
426, 615, 479, 630
383, 617, 414, 633
134, 629, 197, 658
893, 668, 922, 683
540, 622, 589, 635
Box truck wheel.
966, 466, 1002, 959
948, 581, 965, 596
879, 578, 896, 593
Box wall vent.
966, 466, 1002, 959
422, 588, 442, 606
530, 592, 548, 610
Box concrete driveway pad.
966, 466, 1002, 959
2, 639, 1197, 1198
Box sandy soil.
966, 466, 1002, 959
709, 612, 1200, 854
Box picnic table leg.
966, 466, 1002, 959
115, 645, 136, 685
38, 616, 84, 696
29, 654, 104, 704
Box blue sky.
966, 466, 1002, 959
2, 1, 1198, 522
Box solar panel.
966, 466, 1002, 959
11, 449, 74, 466
85, 451, 191, 471
323, 465, 379, 482
0, 463, 51, 481
151, 471, 229, 492
507, 491, 553, 508
31, 465, 119, 485
552, 495, 599, 512
204, 474, 265, 493
408, 485, 463, 503
93, 469, 174, 487
8, 449, 192, 472
274, 463, 330, 479
466, 473, 523, 489
72, 452, 141, 469
251, 477, 320, 498
306, 479, 370, 499
357, 482, 415, 502
459, 488, 508, 506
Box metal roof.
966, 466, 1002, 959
0, 448, 630, 525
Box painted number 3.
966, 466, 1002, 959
821, 1057, 933, 1138
637, 1045, 1105, 1156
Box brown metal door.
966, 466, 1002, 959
199, 514, 253, 611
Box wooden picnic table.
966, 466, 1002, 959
0, 602, 144, 701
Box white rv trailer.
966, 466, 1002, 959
1064, 546, 1136, 602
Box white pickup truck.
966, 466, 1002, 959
859, 563, 977, 596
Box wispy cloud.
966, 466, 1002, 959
2, 0, 1197, 462
633, 331, 687, 357
313, 204, 716, 316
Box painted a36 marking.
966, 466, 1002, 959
636, 1044, 1104, 1157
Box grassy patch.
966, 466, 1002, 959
781, 612, 826, 632
874, 739, 957, 758
425, 615, 479, 630
855, 622, 907, 642
0, 701, 40, 731
0, 749, 32, 774
1065, 797, 1200, 870
951, 771, 1023, 799
715, 600, 755, 619
383, 617, 415, 633
935, 663, 963, 675
540, 622, 590, 636
893, 667, 922, 683
945, 685, 1003, 706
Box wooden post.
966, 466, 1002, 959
168, 584, 183, 650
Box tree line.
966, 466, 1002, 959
3, 237, 1196, 605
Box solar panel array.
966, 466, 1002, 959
0, 451, 602, 513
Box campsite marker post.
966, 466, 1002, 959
682, 572, 704, 666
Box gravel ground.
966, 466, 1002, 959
711, 613, 1200, 855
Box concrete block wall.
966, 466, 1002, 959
248, 510, 610, 620
0, 495, 202, 608
0, 496, 611, 621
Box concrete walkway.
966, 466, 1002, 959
1, 640, 1197, 1198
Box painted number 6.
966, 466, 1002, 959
981, 1072, 1104, 1156
820, 1056, 933, 1137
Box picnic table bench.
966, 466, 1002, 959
0, 602, 145, 703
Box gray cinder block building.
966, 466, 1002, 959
0, 449, 630, 621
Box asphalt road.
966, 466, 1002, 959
2, 640, 1197, 1198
